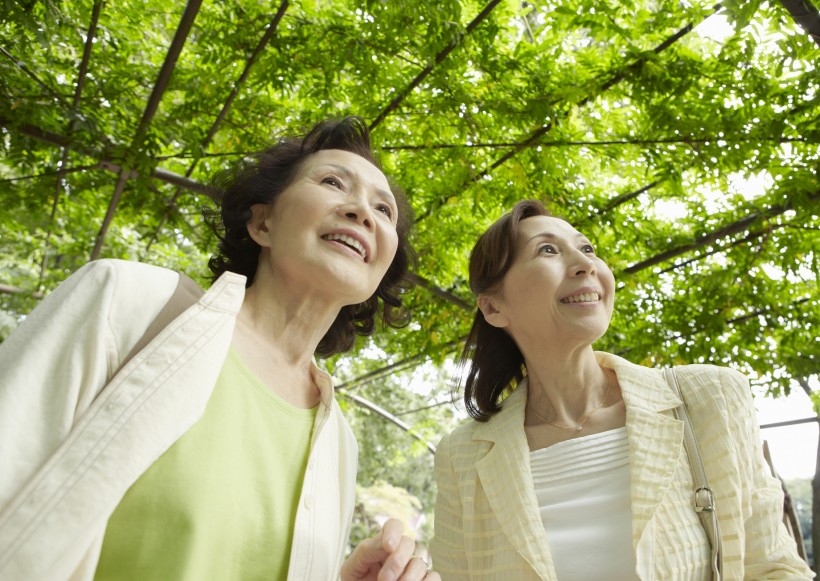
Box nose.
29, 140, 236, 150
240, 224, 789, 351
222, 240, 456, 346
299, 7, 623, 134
568, 249, 595, 277
338, 194, 374, 230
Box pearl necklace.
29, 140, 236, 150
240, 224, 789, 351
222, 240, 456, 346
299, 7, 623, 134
528, 374, 613, 431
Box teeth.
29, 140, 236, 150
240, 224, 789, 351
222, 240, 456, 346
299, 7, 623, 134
323, 233, 367, 259
561, 292, 600, 304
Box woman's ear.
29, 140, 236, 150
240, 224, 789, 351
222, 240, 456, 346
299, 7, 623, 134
478, 293, 509, 329
246, 203, 272, 248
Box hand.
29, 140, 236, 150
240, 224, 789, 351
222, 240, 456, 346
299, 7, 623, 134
340, 518, 440, 581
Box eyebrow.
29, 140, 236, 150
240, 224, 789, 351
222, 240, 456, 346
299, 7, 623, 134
323, 164, 396, 207
527, 231, 588, 244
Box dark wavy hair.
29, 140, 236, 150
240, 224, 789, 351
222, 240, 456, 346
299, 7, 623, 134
205, 116, 415, 357
460, 199, 551, 421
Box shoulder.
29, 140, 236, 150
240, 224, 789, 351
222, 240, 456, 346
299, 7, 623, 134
55, 259, 180, 306
671, 365, 756, 432
435, 418, 489, 471
439, 416, 483, 446
90, 258, 179, 289
80, 261, 188, 358
672, 364, 749, 399
69, 258, 176, 282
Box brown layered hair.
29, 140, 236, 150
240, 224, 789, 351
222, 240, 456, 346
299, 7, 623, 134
206, 117, 415, 357
460, 199, 551, 421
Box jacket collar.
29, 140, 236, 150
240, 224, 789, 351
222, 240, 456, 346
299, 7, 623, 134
594, 352, 684, 574
310, 362, 337, 410
470, 351, 683, 579
472, 383, 556, 578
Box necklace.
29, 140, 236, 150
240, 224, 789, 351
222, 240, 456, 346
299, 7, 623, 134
528, 374, 613, 431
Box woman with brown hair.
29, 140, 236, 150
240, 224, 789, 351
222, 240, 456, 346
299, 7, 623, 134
431, 199, 810, 580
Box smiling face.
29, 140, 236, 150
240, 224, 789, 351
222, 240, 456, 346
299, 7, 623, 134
248, 148, 400, 306
479, 215, 615, 349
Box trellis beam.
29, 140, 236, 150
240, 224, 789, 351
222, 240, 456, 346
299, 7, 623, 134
335, 338, 462, 392
779, 0, 820, 46
381, 136, 809, 151
338, 390, 437, 454
0, 284, 43, 298
622, 190, 819, 274
7, 116, 814, 316
143, 0, 290, 254
405, 273, 473, 311
0, 118, 213, 196
492, 2, 723, 166
91, 0, 203, 260
416, 3, 724, 222
339, 294, 815, 403
368, 0, 504, 131
40, 0, 105, 288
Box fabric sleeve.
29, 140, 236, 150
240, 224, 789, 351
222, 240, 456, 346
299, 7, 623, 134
719, 367, 814, 579
0, 260, 176, 513
430, 432, 470, 580
0, 261, 118, 512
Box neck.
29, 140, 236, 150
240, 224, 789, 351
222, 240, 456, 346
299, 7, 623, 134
238, 280, 340, 367
523, 347, 611, 427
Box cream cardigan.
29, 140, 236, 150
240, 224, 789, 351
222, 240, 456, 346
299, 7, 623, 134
432, 352, 812, 580
0, 259, 358, 581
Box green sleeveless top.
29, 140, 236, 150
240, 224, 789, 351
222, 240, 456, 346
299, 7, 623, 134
95, 348, 316, 580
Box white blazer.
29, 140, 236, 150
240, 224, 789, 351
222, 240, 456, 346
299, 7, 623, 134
0, 259, 357, 580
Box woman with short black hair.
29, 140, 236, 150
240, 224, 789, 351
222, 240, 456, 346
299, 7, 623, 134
0, 117, 437, 581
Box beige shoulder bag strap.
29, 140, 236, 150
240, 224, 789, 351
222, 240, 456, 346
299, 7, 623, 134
665, 368, 723, 581
121, 271, 203, 368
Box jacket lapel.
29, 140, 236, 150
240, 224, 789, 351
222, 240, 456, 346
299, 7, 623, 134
473, 382, 556, 580
596, 353, 683, 577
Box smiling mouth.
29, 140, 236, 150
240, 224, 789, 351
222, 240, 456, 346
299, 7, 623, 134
560, 292, 601, 304
322, 233, 368, 261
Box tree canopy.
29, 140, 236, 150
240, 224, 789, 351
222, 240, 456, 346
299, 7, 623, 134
2, 0, 819, 548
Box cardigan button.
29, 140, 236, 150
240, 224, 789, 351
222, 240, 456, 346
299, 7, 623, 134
303, 495, 313, 510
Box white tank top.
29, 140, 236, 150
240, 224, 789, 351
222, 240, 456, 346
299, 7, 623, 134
530, 427, 639, 581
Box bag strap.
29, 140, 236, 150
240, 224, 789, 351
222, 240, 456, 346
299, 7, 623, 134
121, 271, 203, 368
665, 368, 723, 581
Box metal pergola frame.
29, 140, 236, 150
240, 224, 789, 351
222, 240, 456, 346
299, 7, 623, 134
1, 0, 818, 448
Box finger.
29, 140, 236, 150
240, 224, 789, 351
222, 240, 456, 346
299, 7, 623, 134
379, 518, 405, 552
341, 533, 390, 578
424, 572, 442, 581
396, 555, 429, 581
377, 534, 415, 581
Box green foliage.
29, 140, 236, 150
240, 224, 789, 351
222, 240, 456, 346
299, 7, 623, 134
1, 0, 819, 547
784, 478, 813, 566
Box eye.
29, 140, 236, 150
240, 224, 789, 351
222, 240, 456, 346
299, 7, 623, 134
537, 243, 557, 255
582, 244, 596, 254
321, 175, 343, 188
375, 203, 394, 219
